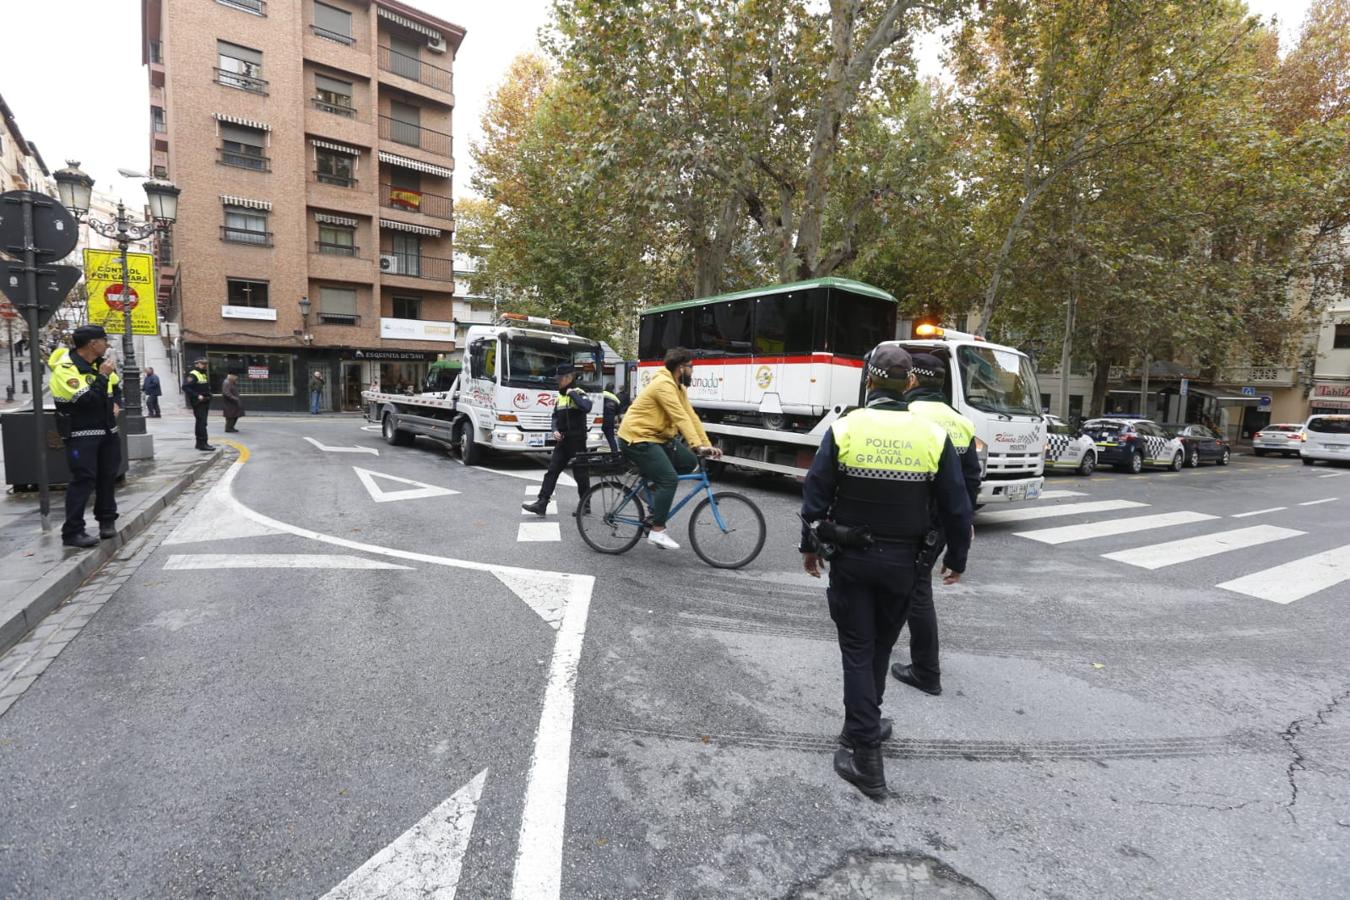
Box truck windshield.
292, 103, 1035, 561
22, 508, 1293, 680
957, 345, 1041, 418
504, 338, 601, 390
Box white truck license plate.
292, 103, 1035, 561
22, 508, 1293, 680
527, 433, 546, 448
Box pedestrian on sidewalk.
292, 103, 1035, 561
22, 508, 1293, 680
309, 370, 326, 414
183, 358, 215, 451
601, 381, 622, 454
142, 367, 162, 418
48, 325, 123, 549
523, 364, 592, 516
221, 372, 244, 432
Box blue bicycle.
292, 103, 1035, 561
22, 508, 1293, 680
573, 453, 767, 568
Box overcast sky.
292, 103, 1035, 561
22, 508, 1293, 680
0, 0, 1311, 208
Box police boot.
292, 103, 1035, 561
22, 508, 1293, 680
833, 744, 886, 799
838, 718, 892, 750
522, 499, 549, 516
62, 532, 99, 549
98, 523, 117, 540
891, 663, 942, 696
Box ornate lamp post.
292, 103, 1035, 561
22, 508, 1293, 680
53, 161, 179, 449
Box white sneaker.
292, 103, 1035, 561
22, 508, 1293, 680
647, 530, 681, 550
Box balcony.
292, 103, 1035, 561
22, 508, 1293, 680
220, 226, 273, 246
312, 97, 356, 118
379, 183, 452, 220
380, 253, 453, 282
219, 148, 271, 171
215, 67, 269, 95
218, 0, 266, 15
312, 24, 355, 45
379, 115, 451, 156
318, 312, 360, 325
314, 170, 358, 189
315, 240, 360, 257
378, 46, 452, 94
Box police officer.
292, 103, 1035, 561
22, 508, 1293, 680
891, 352, 982, 697
523, 364, 593, 515
183, 357, 215, 451
48, 325, 123, 549
800, 344, 972, 798
600, 382, 622, 453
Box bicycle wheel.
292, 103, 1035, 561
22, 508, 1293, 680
576, 480, 646, 554
688, 491, 766, 569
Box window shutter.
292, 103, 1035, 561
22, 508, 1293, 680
315, 74, 352, 95
313, 1, 352, 37
320, 286, 358, 315
217, 40, 262, 64
219, 123, 263, 146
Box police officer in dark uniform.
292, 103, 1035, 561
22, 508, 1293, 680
47, 325, 123, 549
523, 364, 593, 515
800, 344, 972, 798
891, 352, 982, 697
600, 382, 622, 453
182, 357, 215, 451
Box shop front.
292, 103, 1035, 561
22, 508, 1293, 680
339, 348, 443, 402
1310, 382, 1350, 416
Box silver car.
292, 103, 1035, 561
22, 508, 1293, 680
1301, 415, 1350, 466
1252, 423, 1305, 458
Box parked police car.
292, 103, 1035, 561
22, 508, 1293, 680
1044, 415, 1097, 475
1081, 417, 1187, 473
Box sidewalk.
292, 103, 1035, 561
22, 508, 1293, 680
0, 336, 223, 658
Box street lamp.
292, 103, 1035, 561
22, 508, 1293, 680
53, 161, 179, 449
298, 296, 313, 344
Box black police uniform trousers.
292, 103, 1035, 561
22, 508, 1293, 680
537, 437, 591, 504
192, 398, 210, 446
64, 433, 120, 538
828, 541, 923, 747
903, 568, 940, 683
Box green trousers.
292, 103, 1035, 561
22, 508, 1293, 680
619, 438, 698, 525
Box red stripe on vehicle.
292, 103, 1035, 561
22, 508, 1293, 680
636, 355, 864, 369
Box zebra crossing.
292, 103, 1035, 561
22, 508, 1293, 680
979, 494, 1349, 604
518, 484, 562, 542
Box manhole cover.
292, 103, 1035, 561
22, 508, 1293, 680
792, 852, 994, 899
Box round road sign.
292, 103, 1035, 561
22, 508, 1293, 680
104, 283, 139, 312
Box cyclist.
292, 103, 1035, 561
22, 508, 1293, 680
617, 347, 722, 550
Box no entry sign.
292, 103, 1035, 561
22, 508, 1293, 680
103, 283, 139, 312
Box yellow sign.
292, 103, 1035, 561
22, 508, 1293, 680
83, 249, 158, 336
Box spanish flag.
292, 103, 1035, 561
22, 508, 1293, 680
390, 189, 423, 210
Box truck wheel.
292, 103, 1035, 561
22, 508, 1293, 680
456, 420, 482, 466
382, 413, 414, 447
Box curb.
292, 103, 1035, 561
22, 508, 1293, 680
0, 448, 224, 658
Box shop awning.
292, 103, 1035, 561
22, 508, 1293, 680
220, 195, 271, 210
380, 218, 441, 237
310, 138, 361, 155
213, 112, 270, 131
376, 6, 442, 41
378, 151, 451, 178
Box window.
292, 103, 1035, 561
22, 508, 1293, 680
217, 41, 266, 93
389, 168, 420, 191
314, 73, 354, 116
226, 279, 269, 308
691, 299, 751, 357
826, 289, 895, 357
222, 207, 270, 245
317, 224, 356, 256
469, 339, 495, 381
392, 295, 420, 319
389, 100, 421, 146
1069, 394, 1084, 418
312, 1, 353, 43
1335, 323, 1350, 350
957, 345, 1041, 417
207, 352, 293, 397
388, 33, 422, 80
638, 309, 693, 361
152, 107, 166, 134
219, 123, 268, 170
391, 233, 421, 277
218, 0, 266, 15
1040, 393, 1051, 413
754, 290, 822, 355
152, 165, 168, 179
319, 285, 358, 324
316, 148, 356, 187
1307, 416, 1350, 434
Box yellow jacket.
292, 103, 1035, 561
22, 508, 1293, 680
618, 366, 711, 448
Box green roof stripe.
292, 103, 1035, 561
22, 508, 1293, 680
639, 277, 897, 316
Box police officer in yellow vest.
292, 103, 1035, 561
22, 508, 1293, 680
523, 364, 593, 515
48, 325, 123, 549
800, 344, 972, 798
183, 357, 215, 451
890, 352, 981, 698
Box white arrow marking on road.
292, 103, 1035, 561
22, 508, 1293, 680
164, 554, 412, 570
1217, 544, 1350, 604
353, 466, 460, 503
304, 436, 380, 455
1101, 525, 1305, 570
164, 474, 286, 544
322, 769, 488, 900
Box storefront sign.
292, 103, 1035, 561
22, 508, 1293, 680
247, 366, 270, 379
379, 317, 456, 343
343, 349, 440, 361
1313, 383, 1350, 398
222, 305, 278, 321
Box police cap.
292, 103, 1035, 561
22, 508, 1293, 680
866, 344, 913, 381
71, 325, 108, 348
555, 363, 576, 377
910, 353, 946, 379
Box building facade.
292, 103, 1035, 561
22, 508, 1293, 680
142, 0, 464, 411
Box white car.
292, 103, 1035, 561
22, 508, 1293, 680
1081, 417, 1188, 473
1043, 415, 1096, 475
1300, 414, 1350, 466
1252, 423, 1306, 458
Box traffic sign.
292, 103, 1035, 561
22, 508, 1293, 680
104, 283, 139, 312
1241, 386, 1257, 397
0, 299, 17, 320
0, 260, 81, 328
0, 190, 78, 263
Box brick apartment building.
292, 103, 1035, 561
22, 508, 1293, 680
141, 0, 465, 411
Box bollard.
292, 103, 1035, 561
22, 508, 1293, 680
17, 360, 23, 373
21, 378, 28, 394
5, 385, 12, 402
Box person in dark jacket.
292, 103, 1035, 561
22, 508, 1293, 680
523, 364, 593, 515
183, 358, 214, 451
142, 367, 162, 417
600, 382, 622, 453
221, 373, 244, 432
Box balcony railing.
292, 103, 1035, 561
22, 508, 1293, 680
311, 97, 356, 118
379, 183, 452, 220
315, 241, 360, 257
218, 148, 271, 171
381, 253, 453, 282
215, 67, 269, 94
314, 169, 358, 188
149, 41, 163, 64
379, 115, 451, 156
378, 46, 452, 93
218, 0, 266, 15
220, 226, 273, 246
318, 312, 360, 325
311, 24, 355, 45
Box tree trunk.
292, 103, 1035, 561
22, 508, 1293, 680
1090, 351, 1111, 417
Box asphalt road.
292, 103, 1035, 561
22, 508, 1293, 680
1, 417, 1346, 899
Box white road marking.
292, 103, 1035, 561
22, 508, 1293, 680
1218, 544, 1350, 604
353, 466, 460, 503
360, 425, 381, 432
304, 436, 379, 455
1101, 525, 1305, 570
1317, 472, 1346, 478
480, 466, 575, 488
1231, 507, 1287, 518
522, 484, 559, 515
1298, 497, 1338, 506
979, 499, 1147, 524
518, 522, 562, 542
1016, 511, 1218, 545
214, 462, 594, 899
1038, 490, 1089, 499
164, 554, 412, 570
323, 769, 487, 900
164, 476, 285, 544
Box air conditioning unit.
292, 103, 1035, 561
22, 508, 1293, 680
380, 254, 402, 274
426, 33, 447, 54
